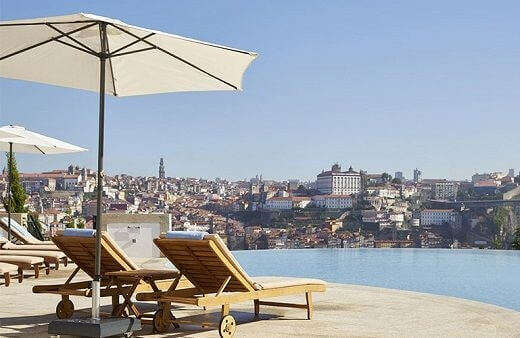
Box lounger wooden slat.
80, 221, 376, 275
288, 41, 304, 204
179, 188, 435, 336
0, 262, 22, 287
0, 249, 66, 269
136, 233, 327, 336
0, 255, 47, 278
0, 218, 54, 245
33, 230, 180, 320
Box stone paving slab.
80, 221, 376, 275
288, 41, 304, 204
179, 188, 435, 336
0, 264, 519, 337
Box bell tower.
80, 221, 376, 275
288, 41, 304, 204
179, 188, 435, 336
159, 157, 165, 179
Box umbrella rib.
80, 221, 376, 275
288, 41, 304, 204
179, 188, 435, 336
0, 20, 255, 55
0, 22, 98, 61
109, 32, 155, 56
34, 145, 46, 154
107, 23, 239, 90
110, 46, 156, 58
54, 39, 98, 57
0, 20, 99, 27
105, 36, 117, 97
46, 23, 98, 55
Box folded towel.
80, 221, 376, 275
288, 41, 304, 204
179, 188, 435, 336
165, 231, 208, 240
63, 228, 96, 237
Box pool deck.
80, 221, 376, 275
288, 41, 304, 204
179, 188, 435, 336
1, 262, 519, 337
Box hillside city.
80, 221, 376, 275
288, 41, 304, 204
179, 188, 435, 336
3, 158, 520, 250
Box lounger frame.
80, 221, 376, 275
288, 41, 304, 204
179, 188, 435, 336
1, 263, 23, 287
136, 236, 326, 336
33, 233, 178, 319
0, 256, 48, 278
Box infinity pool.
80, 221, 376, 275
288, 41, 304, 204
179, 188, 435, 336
232, 248, 520, 311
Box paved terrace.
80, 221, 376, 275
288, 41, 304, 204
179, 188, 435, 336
1, 262, 519, 337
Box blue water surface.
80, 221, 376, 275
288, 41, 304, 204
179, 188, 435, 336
232, 248, 520, 311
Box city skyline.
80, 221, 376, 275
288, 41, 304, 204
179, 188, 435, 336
1, 1, 519, 181
3, 158, 518, 184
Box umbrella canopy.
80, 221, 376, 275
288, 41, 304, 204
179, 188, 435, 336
0, 125, 87, 154
0, 128, 19, 139
0, 125, 86, 243
0, 13, 257, 96
0, 13, 257, 327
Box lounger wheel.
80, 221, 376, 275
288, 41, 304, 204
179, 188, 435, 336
153, 309, 173, 333
219, 315, 236, 338
56, 299, 74, 319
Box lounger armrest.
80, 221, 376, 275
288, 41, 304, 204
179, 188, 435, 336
106, 269, 179, 280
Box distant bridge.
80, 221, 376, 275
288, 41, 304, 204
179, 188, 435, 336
429, 199, 520, 209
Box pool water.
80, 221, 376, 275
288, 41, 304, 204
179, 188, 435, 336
232, 248, 520, 311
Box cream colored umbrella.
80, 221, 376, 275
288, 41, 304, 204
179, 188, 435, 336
0, 13, 257, 329
0, 125, 86, 241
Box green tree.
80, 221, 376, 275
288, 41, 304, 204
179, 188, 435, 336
391, 178, 402, 184
2, 153, 27, 213
511, 227, 520, 250
382, 172, 392, 183
490, 207, 508, 248
64, 208, 75, 228
76, 220, 85, 229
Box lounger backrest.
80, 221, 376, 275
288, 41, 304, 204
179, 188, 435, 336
52, 231, 137, 279
154, 234, 257, 294
0, 217, 38, 244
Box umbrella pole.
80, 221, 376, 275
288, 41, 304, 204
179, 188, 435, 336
92, 22, 107, 320
7, 142, 12, 241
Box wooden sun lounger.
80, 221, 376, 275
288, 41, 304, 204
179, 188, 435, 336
136, 233, 326, 337
0, 255, 48, 278
0, 236, 61, 251
32, 230, 180, 320
0, 217, 54, 245
0, 262, 23, 287
0, 249, 67, 270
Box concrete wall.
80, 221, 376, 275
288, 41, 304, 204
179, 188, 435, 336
100, 213, 171, 258
100, 213, 171, 233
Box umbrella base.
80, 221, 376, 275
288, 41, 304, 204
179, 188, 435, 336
48, 317, 141, 337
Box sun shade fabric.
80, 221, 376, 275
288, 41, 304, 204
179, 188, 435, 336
0, 129, 19, 139
63, 228, 96, 237
165, 231, 208, 240
0, 125, 87, 154
0, 13, 257, 97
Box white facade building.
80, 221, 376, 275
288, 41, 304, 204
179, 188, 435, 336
366, 186, 400, 199
432, 181, 458, 200
292, 197, 311, 209
264, 197, 292, 210
316, 164, 361, 195
312, 195, 353, 209
420, 209, 454, 226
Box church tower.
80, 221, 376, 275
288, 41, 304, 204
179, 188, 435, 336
159, 157, 165, 179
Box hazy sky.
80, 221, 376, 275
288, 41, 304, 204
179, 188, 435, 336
1, 1, 519, 181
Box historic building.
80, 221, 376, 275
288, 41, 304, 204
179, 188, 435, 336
159, 157, 165, 179
316, 164, 361, 195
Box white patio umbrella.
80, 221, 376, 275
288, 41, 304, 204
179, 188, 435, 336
0, 13, 257, 330
0, 125, 87, 241
0, 128, 19, 139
